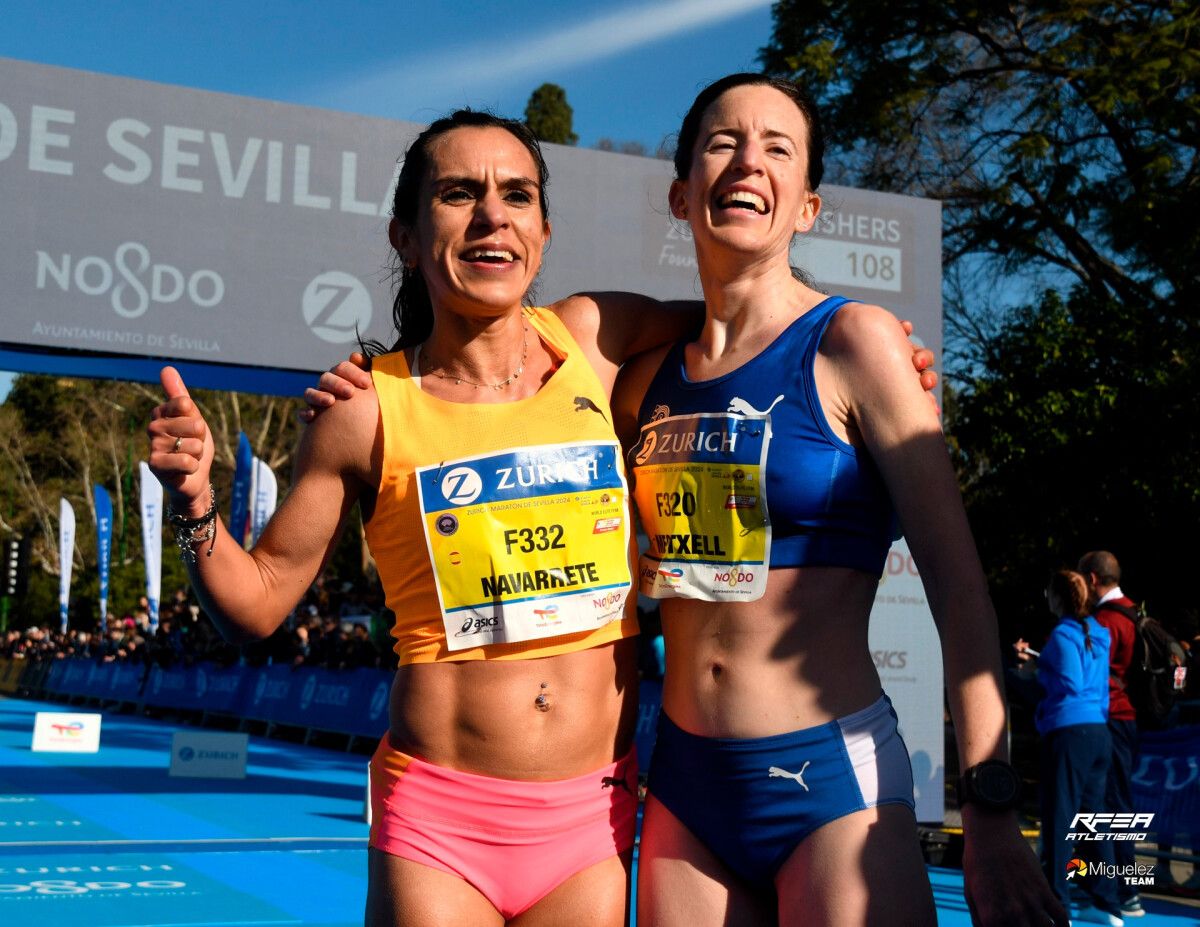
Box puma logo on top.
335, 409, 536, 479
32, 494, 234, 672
768, 762, 811, 791
573, 396, 608, 422
728, 395, 785, 417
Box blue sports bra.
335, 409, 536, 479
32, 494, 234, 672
630, 296, 895, 600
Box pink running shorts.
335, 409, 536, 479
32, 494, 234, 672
368, 736, 638, 919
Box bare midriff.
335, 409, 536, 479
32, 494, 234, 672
660, 565, 884, 738
386, 637, 638, 780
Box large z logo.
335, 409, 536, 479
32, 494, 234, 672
302, 272, 373, 344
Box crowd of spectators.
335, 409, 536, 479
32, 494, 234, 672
0, 572, 397, 672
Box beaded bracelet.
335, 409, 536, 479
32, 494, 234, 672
166, 485, 217, 564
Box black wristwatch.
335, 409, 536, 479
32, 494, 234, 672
957, 760, 1021, 811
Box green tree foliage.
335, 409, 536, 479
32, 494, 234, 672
0, 375, 311, 630
762, 0, 1199, 344
949, 288, 1198, 624
524, 83, 579, 146
762, 2, 1199, 628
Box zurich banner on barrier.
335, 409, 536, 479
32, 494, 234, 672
241, 663, 391, 736
32, 658, 394, 742
1132, 724, 1200, 841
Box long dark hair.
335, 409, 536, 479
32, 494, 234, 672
1048, 569, 1095, 652
361, 110, 551, 356
673, 73, 826, 288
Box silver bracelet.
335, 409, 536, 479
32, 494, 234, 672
166, 485, 217, 565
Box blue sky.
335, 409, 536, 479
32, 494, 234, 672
0, 0, 777, 398
0, 0, 774, 151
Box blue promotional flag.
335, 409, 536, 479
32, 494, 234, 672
229, 431, 253, 547
93, 485, 113, 622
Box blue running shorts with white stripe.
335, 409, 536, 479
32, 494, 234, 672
648, 693, 916, 887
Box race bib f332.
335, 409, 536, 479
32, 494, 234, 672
416, 441, 632, 651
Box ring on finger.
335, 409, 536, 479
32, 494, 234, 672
173, 436, 183, 452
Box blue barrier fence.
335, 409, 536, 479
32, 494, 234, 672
12, 657, 667, 760
28, 657, 393, 739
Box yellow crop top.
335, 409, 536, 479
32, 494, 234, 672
365, 306, 639, 664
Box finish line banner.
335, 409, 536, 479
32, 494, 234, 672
0, 57, 942, 389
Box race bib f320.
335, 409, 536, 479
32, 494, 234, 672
416, 441, 632, 651
632, 412, 771, 601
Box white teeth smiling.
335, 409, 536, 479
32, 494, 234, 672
719, 191, 768, 214
464, 248, 515, 262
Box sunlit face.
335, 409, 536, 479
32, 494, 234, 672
394, 126, 550, 320
670, 84, 820, 262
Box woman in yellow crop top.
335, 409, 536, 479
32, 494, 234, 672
149, 112, 659, 927
149, 109, 935, 926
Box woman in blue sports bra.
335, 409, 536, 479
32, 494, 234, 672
612, 74, 1068, 927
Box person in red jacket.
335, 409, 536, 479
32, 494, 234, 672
1078, 550, 1142, 918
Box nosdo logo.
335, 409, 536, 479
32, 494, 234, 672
177, 746, 195, 762
658, 567, 683, 586
592, 591, 623, 610
36, 243, 224, 318
369, 682, 389, 720
440, 467, 483, 506
714, 568, 755, 588
195, 668, 208, 698
1065, 859, 1088, 880
302, 271, 372, 344
300, 675, 318, 710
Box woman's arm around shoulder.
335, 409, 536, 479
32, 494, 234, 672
549, 293, 700, 395
611, 343, 675, 452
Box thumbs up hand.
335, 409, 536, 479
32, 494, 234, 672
147, 366, 216, 515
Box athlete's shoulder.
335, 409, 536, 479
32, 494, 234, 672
822, 301, 908, 366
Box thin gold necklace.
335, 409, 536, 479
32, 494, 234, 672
419, 325, 528, 391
